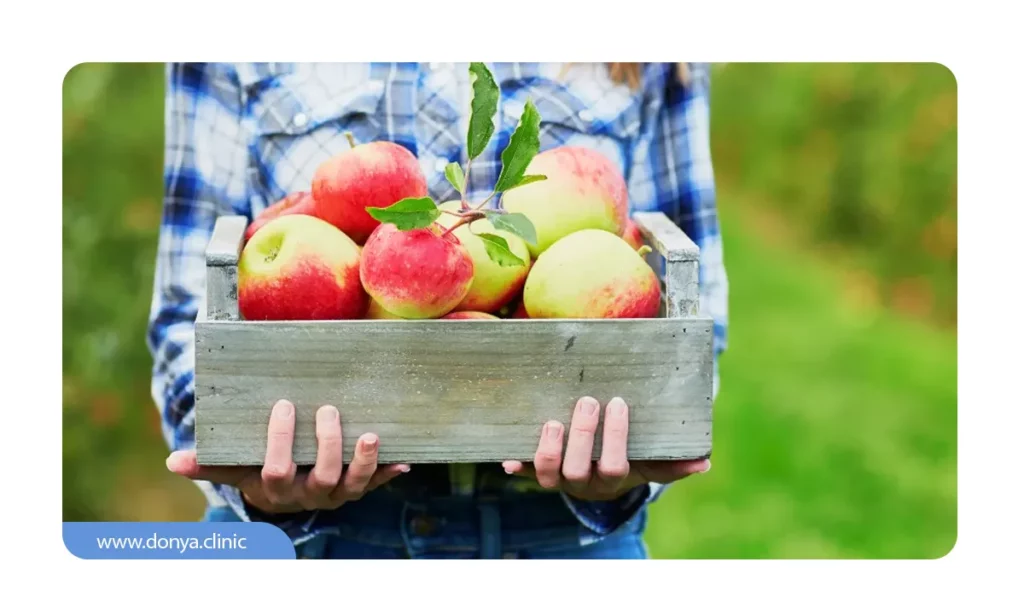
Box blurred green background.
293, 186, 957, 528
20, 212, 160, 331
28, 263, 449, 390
62, 62, 956, 558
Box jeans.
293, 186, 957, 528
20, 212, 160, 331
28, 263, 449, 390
201, 487, 650, 559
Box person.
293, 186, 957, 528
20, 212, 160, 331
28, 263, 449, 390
148, 61, 729, 559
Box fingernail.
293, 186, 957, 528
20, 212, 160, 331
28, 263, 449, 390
273, 400, 293, 418
398, 464, 411, 473
700, 460, 711, 473
543, 421, 562, 441
362, 434, 379, 451
579, 397, 599, 416
609, 397, 628, 417
317, 405, 339, 422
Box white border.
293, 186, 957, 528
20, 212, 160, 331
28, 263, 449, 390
22, 0, 1018, 610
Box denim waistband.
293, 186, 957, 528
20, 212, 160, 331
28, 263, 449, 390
264, 485, 594, 557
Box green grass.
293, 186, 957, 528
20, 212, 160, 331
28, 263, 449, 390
62, 63, 957, 557
645, 197, 956, 559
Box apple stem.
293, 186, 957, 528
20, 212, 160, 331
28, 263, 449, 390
473, 191, 498, 211
344, 132, 357, 149
441, 211, 486, 237
637, 245, 653, 258
460, 160, 473, 212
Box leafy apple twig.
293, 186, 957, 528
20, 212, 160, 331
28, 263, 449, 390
365, 62, 545, 268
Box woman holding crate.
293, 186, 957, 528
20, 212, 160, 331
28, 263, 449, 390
150, 61, 728, 559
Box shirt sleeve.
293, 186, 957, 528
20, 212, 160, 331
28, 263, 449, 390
563, 62, 729, 535
146, 62, 254, 517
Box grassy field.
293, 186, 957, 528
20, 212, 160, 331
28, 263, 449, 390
645, 194, 956, 558
62, 62, 957, 558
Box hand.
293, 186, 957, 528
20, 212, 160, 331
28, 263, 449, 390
502, 396, 710, 501
165, 400, 410, 514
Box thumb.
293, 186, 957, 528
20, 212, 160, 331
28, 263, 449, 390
166, 449, 250, 486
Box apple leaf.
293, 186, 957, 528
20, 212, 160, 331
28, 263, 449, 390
366, 197, 440, 231
485, 211, 538, 247
477, 233, 526, 268
467, 62, 499, 160
445, 162, 466, 195
503, 174, 547, 191
494, 98, 542, 193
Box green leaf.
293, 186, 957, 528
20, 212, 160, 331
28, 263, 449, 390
467, 62, 499, 160
504, 174, 547, 191
485, 211, 538, 247
366, 197, 440, 231
477, 232, 526, 267
494, 98, 542, 193
445, 162, 465, 194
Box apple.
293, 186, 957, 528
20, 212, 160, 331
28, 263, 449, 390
238, 214, 368, 321
359, 222, 474, 319
244, 191, 316, 243
441, 311, 500, 320
622, 218, 645, 251
501, 145, 629, 257
523, 228, 660, 319
436, 200, 532, 313
311, 140, 429, 244
365, 298, 405, 320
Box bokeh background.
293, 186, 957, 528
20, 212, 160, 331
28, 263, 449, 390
62, 62, 957, 558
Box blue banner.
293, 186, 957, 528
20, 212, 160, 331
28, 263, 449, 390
63, 522, 296, 559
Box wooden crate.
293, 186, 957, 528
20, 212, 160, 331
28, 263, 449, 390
194, 211, 714, 465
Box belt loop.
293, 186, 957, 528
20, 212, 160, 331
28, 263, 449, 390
478, 499, 501, 559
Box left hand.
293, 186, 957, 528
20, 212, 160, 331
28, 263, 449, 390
502, 396, 710, 501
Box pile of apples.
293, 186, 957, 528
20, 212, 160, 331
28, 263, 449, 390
236, 65, 660, 323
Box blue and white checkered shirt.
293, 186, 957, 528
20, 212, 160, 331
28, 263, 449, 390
148, 62, 728, 544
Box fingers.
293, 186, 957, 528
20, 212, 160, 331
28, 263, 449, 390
502, 460, 528, 476
561, 397, 601, 485
366, 463, 411, 491
635, 459, 711, 484
165, 450, 251, 486
332, 433, 380, 502
301, 405, 343, 508
533, 421, 565, 489
595, 397, 630, 493
261, 400, 298, 505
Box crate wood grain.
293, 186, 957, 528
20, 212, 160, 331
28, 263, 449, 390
194, 211, 713, 465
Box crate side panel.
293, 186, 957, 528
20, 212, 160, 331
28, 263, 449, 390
194, 319, 713, 465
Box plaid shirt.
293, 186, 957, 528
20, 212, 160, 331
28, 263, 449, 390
148, 62, 728, 545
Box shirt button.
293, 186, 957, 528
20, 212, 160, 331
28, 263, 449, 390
292, 112, 308, 128
578, 109, 594, 122
410, 516, 438, 537
434, 159, 449, 172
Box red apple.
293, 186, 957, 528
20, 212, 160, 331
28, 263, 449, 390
441, 311, 500, 320
311, 140, 429, 244
359, 222, 474, 319
244, 191, 316, 243
238, 214, 368, 321
501, 145, 629, 257
622, 219, 645, 251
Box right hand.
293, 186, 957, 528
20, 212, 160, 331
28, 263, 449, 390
166, 399, 410, 514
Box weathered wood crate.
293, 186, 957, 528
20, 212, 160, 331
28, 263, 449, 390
194, 211, 713, 466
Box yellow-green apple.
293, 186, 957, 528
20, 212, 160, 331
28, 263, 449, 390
441, 311, 500, 320
501, 145, 629, 257
523, 229, 660, 319
359, 222, 474, 319
244, 191, 316, 243
437, 200, 532, 313
311, 140, 428, 244
622, 218, 645, 250
238, 214, 368, 320
365, 298, 405, 320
